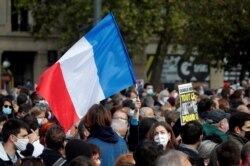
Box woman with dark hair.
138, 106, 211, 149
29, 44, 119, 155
0, 96, 14, 119
83, 104, 128, 166
146, 121, 177, 150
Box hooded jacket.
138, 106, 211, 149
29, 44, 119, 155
88, 126, 128, 166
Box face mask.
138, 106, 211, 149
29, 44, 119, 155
2, 107, 12, 115
132, 98, 137, 103
173, 92, 178, 98
128, 109, 135, 116
14, 138, 29, 151
154, 134, 169, 147
95, 159, 101, 166
47, 111, 52, 119
162, 97, 169, 104
147, 89, 154, 95
245, 131, 250, 140
66, 130, 72, 139
37, 118, 43, 126
199, 90, 204, 95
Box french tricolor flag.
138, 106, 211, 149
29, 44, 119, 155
36, 13, 136, 131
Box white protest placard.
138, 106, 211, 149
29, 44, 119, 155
178, 83, 199, 125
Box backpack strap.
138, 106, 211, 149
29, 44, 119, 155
52, 157, 67, 166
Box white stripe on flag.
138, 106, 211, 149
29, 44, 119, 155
59, 37, 105, 117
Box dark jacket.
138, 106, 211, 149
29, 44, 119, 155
39, 148, 67, 166
228, 132, 248, 150
127, 119, 139, 151
176, 144, 205, 166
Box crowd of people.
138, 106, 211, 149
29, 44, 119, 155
0, 81, 250, 166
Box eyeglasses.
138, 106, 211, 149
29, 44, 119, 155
3, 105, 12, 108
113, 117, 128, 121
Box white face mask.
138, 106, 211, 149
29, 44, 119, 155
173, 92, 178, 98
162, 97, 169, 104
154, 134, 169, 147
14, 138, 29, 151
37, 118, 43, 126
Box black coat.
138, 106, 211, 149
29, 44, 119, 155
176, 145, 205, 166
39, 148, 67, 166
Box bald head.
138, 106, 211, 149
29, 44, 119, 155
237, 105, 250, 114
140, 107, 154, 118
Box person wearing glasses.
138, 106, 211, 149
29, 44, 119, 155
0, 97, 14, 120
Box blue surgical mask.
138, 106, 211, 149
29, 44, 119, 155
128, 109, 135, 116
162, 97, 169, 104
147, 89, 154, 95
37, 118, 43, 126
132, 98, 137, 103
2, 107, 12, 115
47, 111, 52, 119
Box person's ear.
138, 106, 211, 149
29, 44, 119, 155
9, 134, 17, 142
219, 121, 225, 129
199, 134, 203, 141
83, 130, 90, 139
234, 126, 241, 134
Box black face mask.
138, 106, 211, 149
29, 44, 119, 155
245, 131, 250, 140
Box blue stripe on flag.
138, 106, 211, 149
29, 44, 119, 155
85, 13, 136, 98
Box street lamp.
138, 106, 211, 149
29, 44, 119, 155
1, 59, 12, 93
2, 59, 10, 68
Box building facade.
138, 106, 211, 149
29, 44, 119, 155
0, 0, 58, 90
0, 0, 228, 91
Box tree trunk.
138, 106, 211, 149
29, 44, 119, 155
150, 0, 171, 92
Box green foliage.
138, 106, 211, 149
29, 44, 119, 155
17, 0, 166, 57
103, 0, 165, 56
173, 0, 250, 74
18, 0, 250, 81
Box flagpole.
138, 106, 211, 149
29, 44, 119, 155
94, 0, 102, 25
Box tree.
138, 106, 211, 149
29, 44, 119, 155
173, 0, 250, 81
16, 0, 165, 56
16, 0, 173, 88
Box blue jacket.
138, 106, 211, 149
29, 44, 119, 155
88, 126, 128, 166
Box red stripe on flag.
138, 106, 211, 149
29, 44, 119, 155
36, 62, 79, 131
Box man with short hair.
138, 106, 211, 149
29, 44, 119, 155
216, 141, 241, 166
0, 119, 29, 165
140, 107, 155, 119
40, 125, 67, 166
133, 141, 163, 166
176, 120, 205, 166
228, 112, 250, 150
156, 149, 192, 166
144, 83, 154, 96
236, 104, 250, 113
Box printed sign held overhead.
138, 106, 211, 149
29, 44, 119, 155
178, 83, 199, 125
